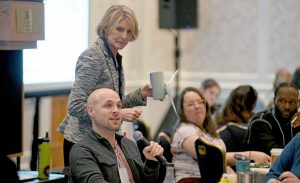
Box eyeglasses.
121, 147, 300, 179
184, 99, 206, 108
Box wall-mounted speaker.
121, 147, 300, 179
0, 50, 23, 156
159, 0, 198, 29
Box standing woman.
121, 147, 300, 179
57, 5, 152, 167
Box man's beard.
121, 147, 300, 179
274, 105, 297, 122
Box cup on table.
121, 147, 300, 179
270, 148, 283, 164
150, 71, 165, 100
252, 169, 268, 183
237, 171, 253, 183
236, 159, 250, 172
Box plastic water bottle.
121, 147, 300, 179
163, 163, 175, 183
38, 132, 50, 179
235, 154, 252, 183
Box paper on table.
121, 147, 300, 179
166, 70, 179, 118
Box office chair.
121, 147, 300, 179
158, 131, 173, 162
157, 131, 173, 183
194, 136, 226, 183
217, 122, 248, 152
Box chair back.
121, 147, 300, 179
157, 131, 173, 162
194, 136, 226, 183
217, 122, 248, 152
157, 131, 173, 183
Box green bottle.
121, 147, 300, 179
38, 132, 50, 179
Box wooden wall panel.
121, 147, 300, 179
50, 95, 68, 171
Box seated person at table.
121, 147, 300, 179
216, 85, 257, 152
171, 87, 271, 183
246, 82, 300, 155
264, 132, 300, 183
69, 88, 163, 183
266, 68, 292, 108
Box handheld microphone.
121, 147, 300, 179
133, 131, 168, 165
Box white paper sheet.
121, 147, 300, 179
166, 70, 179, 118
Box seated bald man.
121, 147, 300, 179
69, 88, 163, 183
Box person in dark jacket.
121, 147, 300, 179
246, 82, 300, 155
69, 88, 163, 183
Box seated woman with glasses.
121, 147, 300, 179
171, 87, 271, 183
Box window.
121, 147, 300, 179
23, 0, 88, 84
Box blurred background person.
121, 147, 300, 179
266, 68, 292, 108
291, 67, 300, 128
199, 78, 221, 115
216, 85, 258, 152
292, 67, 300, 89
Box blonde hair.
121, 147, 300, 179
96, 5, 139, 41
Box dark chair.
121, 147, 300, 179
157, 131, 173, 183
0, 154, 19, 183
194, 136, 226, 183
158, 131, 173, 162
217, 122, 248, 152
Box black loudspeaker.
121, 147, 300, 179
159, 0, 198, 29
0, 50, 23, 156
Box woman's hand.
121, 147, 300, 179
121, 108, 142, 122
140, 84, 153, 98
249, 151, 271, 163
143, 141, 164, 161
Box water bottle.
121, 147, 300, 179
234, 154, 252, 183
163, 163, 175, 183
38, 132, 50, 179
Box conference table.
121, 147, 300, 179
250, 167, 269, 183
18, 170, 65, 183
224, 167, 269, 183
